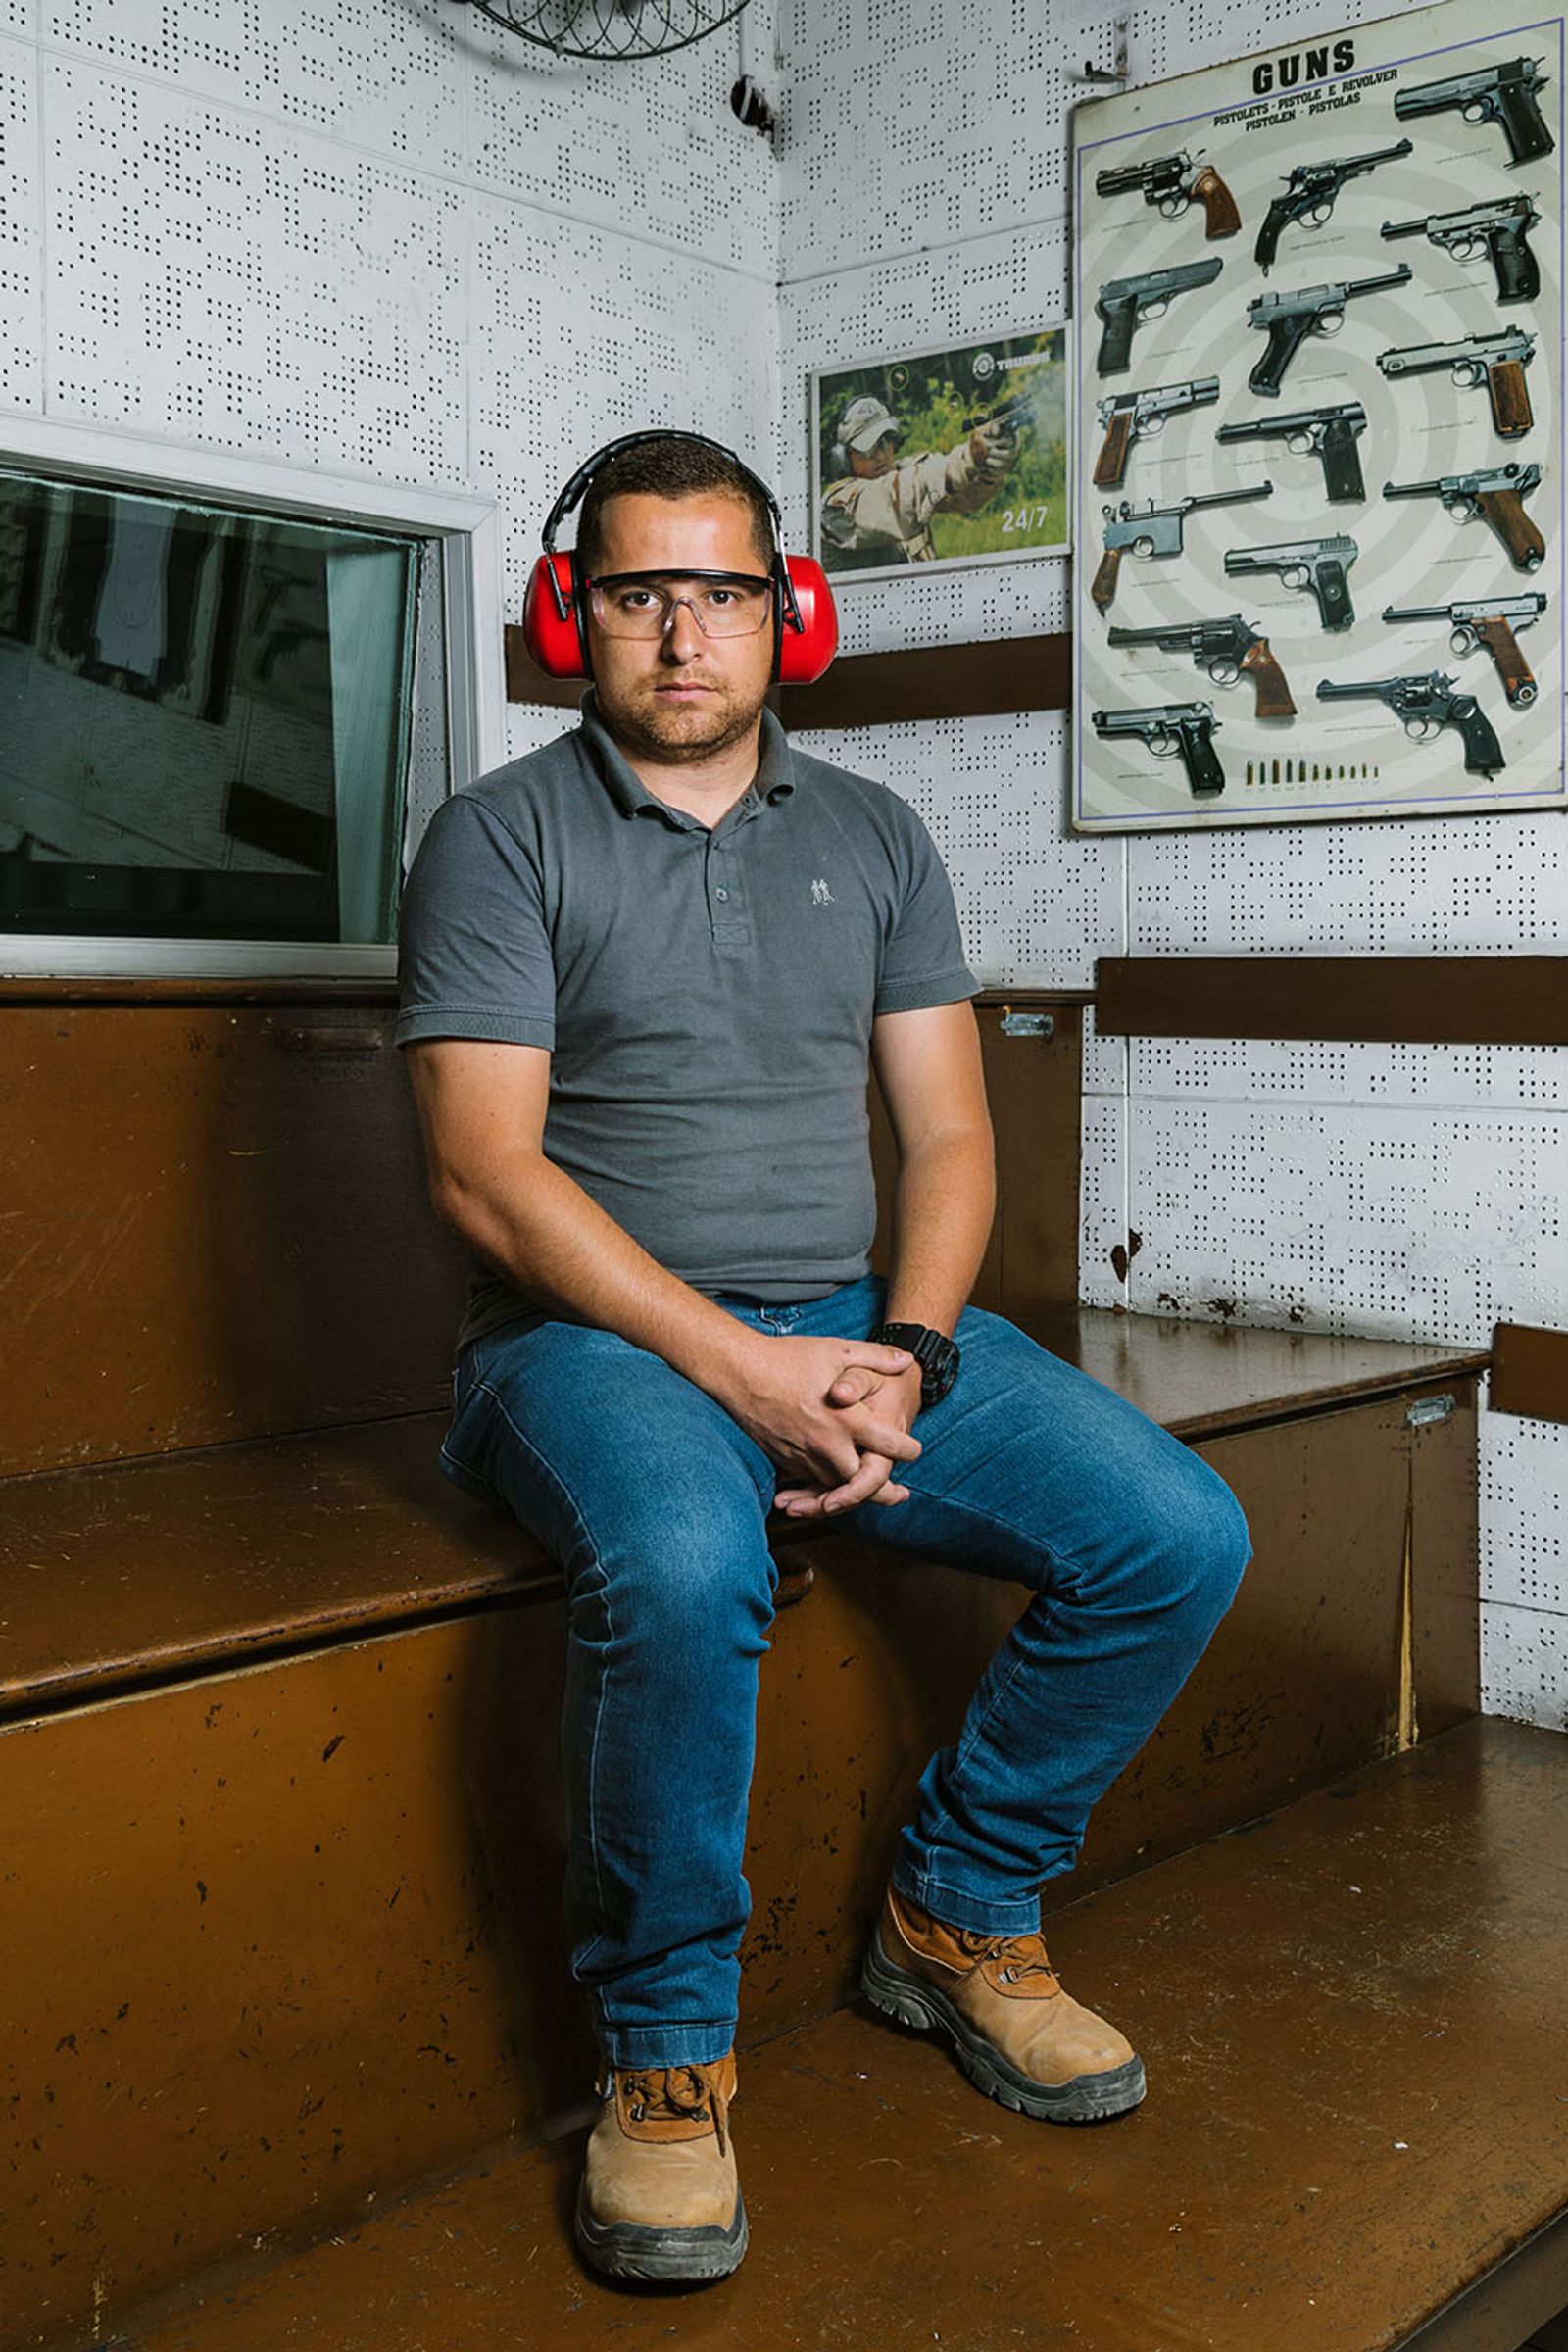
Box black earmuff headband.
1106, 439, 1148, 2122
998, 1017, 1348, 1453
540, 430, 806, 654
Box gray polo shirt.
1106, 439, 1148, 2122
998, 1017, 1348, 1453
396, 695, 976, 1349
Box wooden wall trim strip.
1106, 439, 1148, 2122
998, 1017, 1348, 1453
778, 633, 1070, 729
1097, 956, 1568, 1046
504, 625, 1073, 729
1491, 1322, 1568, 1423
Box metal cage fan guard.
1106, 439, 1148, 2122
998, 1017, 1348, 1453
455, 0, 751, 59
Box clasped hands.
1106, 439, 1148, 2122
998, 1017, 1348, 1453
728, 1332, 925, 1522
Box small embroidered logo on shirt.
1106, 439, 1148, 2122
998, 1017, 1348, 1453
810, 879, 834, 906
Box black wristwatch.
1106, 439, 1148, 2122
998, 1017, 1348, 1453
872, 1321, 961, 1410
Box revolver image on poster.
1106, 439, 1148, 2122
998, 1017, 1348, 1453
1094, 376, 1220, 489
1105, 614, 1298, 717
1254, 138, 1412, 271
1382, 592, 1547, 708
1315, 670, 1505, 776
1377, 329, 1536, 438
1383, 460, 1544, 570
1091, 701, 1226, 798
1223, 535, 1358, 630
1381, 193, 1542, 305
1215, 402, 1368, 503
1095, 151, 1241, 238
1091, 482, 1274, 612
1394, 55, 1555, 167
1095, 257, 1223, 376
1247, 268, 1411, 397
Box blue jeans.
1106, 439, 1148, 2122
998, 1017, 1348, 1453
443, 1275, 1250, 2069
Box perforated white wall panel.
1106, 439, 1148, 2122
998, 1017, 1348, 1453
0, 35, 41, 412
791, 709, 1116, 987
7, 0, 782, 765
780, 0, 1567, 1727
473, 194, 780, 641
1127, 822, 1568, 953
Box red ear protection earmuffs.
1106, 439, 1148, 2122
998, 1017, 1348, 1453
521, 430, 838, 687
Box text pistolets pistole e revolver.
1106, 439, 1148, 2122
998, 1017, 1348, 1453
1091, 482, 1274, 612
1094, 376, 1219, 489
1394, 55, 1555, 166
1095, 151, 1241, 238
1105, 615, 1297, 717
1381, 193, 1542, 305
1247, 268, 1411, 397
1315, 671, 1505, 777
1383, 461, 1544, 571
1381, 592, 1547, 709
1222, 534, 1358, 630
1254, 138, 1413, 272
1215, 402, 1367, 502
1377, 328, 1535, 438
1095, 256, 1223, 376
1092, 702, 1225, 798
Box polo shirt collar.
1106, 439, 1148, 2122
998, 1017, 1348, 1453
577, 692, 796, 821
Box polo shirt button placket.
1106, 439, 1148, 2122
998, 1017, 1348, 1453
709, 835, 749, 951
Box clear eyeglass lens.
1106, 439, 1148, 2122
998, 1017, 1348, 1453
589, 573, 773, 640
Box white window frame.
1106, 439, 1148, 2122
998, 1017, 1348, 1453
0, 414, 504, 980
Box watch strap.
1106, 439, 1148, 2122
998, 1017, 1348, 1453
871, 1320, 961, 1407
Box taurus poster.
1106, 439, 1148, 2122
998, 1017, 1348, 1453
809, 330, 1067, 583
1071, 0, 1565, 830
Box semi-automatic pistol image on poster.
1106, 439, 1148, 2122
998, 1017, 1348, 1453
1215, 402, 1368, 501
1247, 268, 1412, 397
1223, 534, 1359, 629
1105, 614, 1298, 715
1094, 376, 1220, 488
1315, 670, 1506, 775
1095, 151, 1241, 237
1381, 193, 1542, 304
1254, 139, 1413, 271
1091, 701, 1226, 796
1094, 257, 1224, 375
1377, 328, 1536, 436
1091, 481, 1274, 611
1394, 55, 1555, 165
1381, 592, 1548, 707
1383, 460, 1545, 569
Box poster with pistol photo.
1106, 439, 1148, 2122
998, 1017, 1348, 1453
1070, 0, 1564, 830
808, 330, 1067, 583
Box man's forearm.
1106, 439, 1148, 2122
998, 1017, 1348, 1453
433, 1146, 755, 1396
882, 1125, 997, 1336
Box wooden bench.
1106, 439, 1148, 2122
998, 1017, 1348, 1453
4, 984, 1561, 2352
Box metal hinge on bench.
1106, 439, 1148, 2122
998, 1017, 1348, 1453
999, 1010, 1055, 1040
1406, 1394, 1456, 1428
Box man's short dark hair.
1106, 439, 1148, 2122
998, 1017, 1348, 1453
575, 437, 774, 579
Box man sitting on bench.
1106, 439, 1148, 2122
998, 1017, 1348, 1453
396, 430, 1250, 2287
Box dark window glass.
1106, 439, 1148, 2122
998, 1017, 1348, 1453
0, 470, 420, 945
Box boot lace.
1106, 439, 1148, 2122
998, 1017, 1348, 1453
955, 1928, 1060, 1990
619, 2064, 729, 2151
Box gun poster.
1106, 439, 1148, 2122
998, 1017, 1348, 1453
808, 329, 1067, 584
1071, 0, 1565, 830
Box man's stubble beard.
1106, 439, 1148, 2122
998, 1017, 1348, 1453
598, 674, 769, 768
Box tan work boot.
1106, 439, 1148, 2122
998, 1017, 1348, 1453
575, 2054, 746, 2283
861, 1886, 1146, 2122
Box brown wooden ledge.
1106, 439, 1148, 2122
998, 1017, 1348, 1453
1097, 955, 1568, 1047
1492, 1322, 1568, 1424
